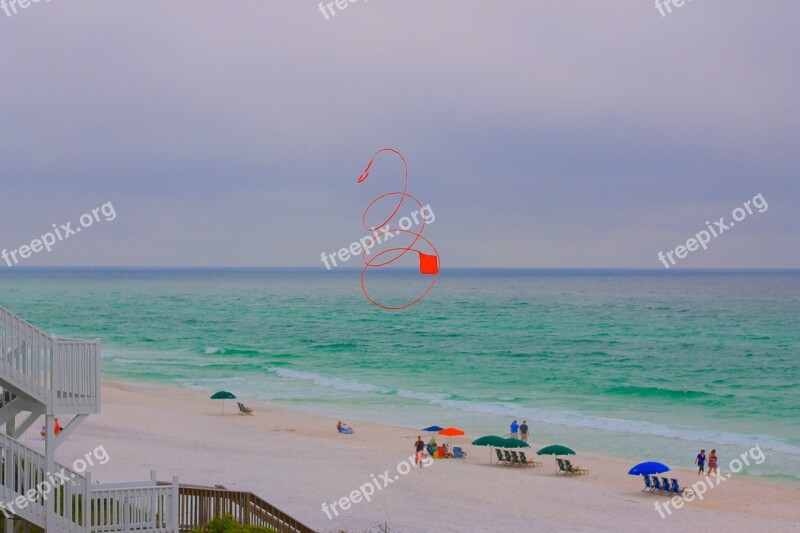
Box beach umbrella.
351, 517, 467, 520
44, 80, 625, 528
536, 445, 575, 456
471, 435, 506, 463
210, 391, 236, 413
537, 444, 577, 473
421, 426, 444, 432
628, 462, 670, 476
437, 427, 466, 456
472, 435, 506, 447
499, 437, 530, 449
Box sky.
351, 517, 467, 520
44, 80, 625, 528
1, 0, 798, 269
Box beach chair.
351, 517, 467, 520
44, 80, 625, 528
651, 476, 665, 494
453, 447, 467, 459
642, 475, 653, 492
504, 450, 516, 465
518, 452, 541, 467
509, 451, 525, 466
556, 458, 569, 475
661, 477, 673, 494
670, 479, 693, 496
237, 402, 253, 415
564, 460, 589, 475
495, 449, 508, 465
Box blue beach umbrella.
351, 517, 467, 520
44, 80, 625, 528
421, 426, 444, 432
628, 462, 670, 476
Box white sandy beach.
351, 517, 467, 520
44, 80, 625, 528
28, 382, 799, 533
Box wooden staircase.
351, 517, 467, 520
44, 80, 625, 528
165, 483, 316, 533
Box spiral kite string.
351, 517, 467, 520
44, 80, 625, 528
356, 148, 440, 310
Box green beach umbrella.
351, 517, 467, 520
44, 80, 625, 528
537, 444, 577, 473
499, 438, 530, 449
536, 444, 575, 456
472, 435, 507, 447
471, 435, 507, 464
210, 391, 236, 413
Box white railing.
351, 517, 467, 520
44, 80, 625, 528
0, 432, 89, 532
0, 307, 100, 414
1, 432, 179, 533
0, 307, 54, 403
90, 475, 179, 533
53, 339, 101, 413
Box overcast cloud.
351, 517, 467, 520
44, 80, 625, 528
1, 0, 798, 268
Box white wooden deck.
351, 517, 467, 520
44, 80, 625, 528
0, 307, 179, 532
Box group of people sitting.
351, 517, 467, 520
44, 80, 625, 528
426, 436, 465, 459
336, 421, 354, 434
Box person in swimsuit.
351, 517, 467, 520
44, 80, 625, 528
695, 449, 706, 474
707, 449, 719, 476
414, 436, 426, 466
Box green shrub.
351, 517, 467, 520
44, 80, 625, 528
189, 514, 278, 533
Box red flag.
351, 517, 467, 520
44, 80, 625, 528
419, 252, 439, 275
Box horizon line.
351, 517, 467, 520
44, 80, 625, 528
2, 266, 799, 272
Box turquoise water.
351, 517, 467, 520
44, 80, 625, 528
1, 268, 798, 481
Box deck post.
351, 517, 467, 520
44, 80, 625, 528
149, 470, 157, 529
171, 476, 180, 533
4, 411, 13, 533
95, 339, 102, 414
84, 471, 91, 532
44, 415, 55, 532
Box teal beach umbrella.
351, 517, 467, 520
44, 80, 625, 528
499, 438, 530, 449
472, 435, 507, 463
536, 445, 575, 456
537, 444, 577, 472
210, 390, 236, 413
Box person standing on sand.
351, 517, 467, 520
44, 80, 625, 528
519, 420, 529, 442
510, 419, 519, 437
707, 449, 719, 476
695, 449, 706, 474
414, 436, 426, 467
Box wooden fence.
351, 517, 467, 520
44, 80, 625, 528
159, 483, 316, 533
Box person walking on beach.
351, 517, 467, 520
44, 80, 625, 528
414, 436, 426, 467
707, 449, 719, 476
510, 419, 519, 437
695, 449, 706, 474
519, 420, 529, 442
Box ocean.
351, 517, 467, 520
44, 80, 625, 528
1, 268, 798, 481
